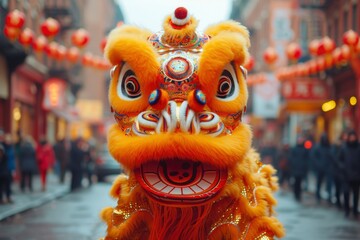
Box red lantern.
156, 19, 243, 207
356, 40, 360, 53
309, 60, 318, 75
5, 10, 25, 28
315, 57, 326, 72
263, 47, 278, 65
66, 47, 80, 63
33, 36, 48, 52
100, 37, 107, 52
309, 39, 320, 56
343, 30, 359, 47
41, 18, 60, 38
286, 42, 302, 61
71, 29, 90, 48
3, 26, 20, 41
46, 42, 59, 58
82, 52, 93, 66
243, 56, 255, 72
340, 45, 351, 61
56, 45, 67, 61
18, 28, 35, 46
317, 36, 336, 55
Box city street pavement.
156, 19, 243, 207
0, 181, 114, 240
0, 172, 70, 221
276, 188, 360, 240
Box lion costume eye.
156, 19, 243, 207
216, 63, 239, 101
117, 62, 141, 100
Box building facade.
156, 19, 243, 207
232, 0, 360, 146
0, 0, 123, 144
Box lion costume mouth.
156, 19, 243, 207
135, 159, 228, 205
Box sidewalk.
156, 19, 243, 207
0, 172, 70, 221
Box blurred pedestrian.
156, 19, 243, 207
83, 140, 95, 187
53, 138, 69, 184
36, 137, 56, 191
278, 143, 291, 190
70, 137, 85, 191
0, 143, 12, 204
339, 130, 360, 218
331, 131, 348, 208
18, 135, 37, 192
2, 134, 16, 203
311, 133, 334, 203
289, 136, 310, 201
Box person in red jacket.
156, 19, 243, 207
36, 137, 55, 191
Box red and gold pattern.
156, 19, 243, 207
101, 7, 284, 240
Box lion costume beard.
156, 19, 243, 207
100, 7, 284, 240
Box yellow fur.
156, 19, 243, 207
162, 15, 198, 43
108, 123, 252, 170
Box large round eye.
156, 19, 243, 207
117, 62, 141, 100
216, 63, 239, 101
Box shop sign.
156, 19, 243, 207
281, 78, 329, 100
43, 78, 66, 109
253, 73, 280, 118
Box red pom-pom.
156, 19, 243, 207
174, 7, 188, 20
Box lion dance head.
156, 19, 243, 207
101, 7, 284, 240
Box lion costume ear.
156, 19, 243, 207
105, 25, 160, 114
198, 21, 250, 113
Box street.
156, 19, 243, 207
0, 181, 359, 240
0, 183, 114, 240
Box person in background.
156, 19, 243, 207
311, 133, 334, 203
83, 140, 95, 187
0, 143, 12, 204
53, 138, 69, 184
36, 137, 56, 191
339, 130, 360, 218
70, 137, 85, 191
278, 143, 291, 190
331, 131, 348, 208
289, 136, 310, 201
3, 134, 16, 203
18, 136, 37, 192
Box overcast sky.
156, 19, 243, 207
116, 0, 232, 32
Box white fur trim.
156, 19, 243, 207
171, 13, 190, 26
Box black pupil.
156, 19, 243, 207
126, 81, 135, 92
220, 81, 230, 92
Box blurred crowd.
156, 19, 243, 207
261, 130, 360, 220
0, 129, 97, 205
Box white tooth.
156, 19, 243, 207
197, 180, 211, 190
203, 171, 216, 183
162, 186, 174, 194
182, 187, 194, 195
144, 173, 160, 185
170, 188, 182, 195
190, 185, 203, 193
153, 181, 167, 190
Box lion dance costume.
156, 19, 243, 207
101, 7, 285, 240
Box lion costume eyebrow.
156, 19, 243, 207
198, 21, 250, 113
105, 26, 160, 113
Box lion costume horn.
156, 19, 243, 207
101, 7, 284, 240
